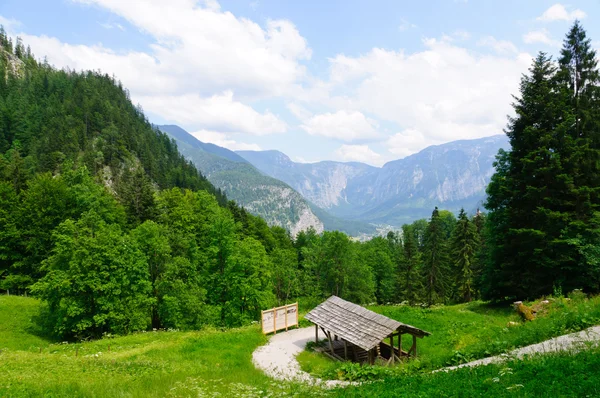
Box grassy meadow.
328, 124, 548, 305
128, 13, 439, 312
2, 294, 600, 397
298, 294, 600, 380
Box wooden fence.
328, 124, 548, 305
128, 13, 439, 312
261, 302, 298, 334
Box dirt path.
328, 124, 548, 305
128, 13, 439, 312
441, 325, 600, 371
252, 327, 352, 388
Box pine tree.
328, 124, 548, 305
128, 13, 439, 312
422, 207, 450, 306
400, 224, 422, 305
484, 22, 600, 299
555, 22, 600, 292
484, 52, 567, 299
450, 208, 480, 302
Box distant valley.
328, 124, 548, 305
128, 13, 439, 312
162, 124, 508, 234
159, 125, 377, 236
237, 135, 509, 226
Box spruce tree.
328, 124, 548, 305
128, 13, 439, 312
401, 224, 422, 304
450, 208, 480, 302
422, 207, 450, 306
484, 22, 600, 299
484, 52, 567, 299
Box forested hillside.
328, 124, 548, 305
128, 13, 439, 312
0, 30, 489, 341
1, 21, 600, 344
158, 124, 327, 237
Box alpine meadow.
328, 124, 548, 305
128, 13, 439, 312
2, 2, 600, 397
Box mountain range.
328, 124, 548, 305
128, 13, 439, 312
160, 124, 509, 234
159, 125, 374, 236
238, 135, 509, 226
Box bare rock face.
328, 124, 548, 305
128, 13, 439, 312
238, 135, 510, 226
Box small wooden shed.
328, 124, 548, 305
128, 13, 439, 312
305, 296, 431, 365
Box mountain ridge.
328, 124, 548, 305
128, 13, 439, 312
238, 134, 509, 225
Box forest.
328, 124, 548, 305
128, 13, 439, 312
1, 21, 600, 343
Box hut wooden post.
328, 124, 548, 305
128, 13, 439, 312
315, 324, 319, 343
344, 340, 348, 360
327, 331, 334, 355
411, 335, 417, 357
273, 308, 277, 335
390, 334, 394, 364
399, 333, 402, 355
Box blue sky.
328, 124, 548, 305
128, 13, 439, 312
1, 1, 598, 166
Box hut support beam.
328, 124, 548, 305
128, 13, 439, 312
344, 340, 348, 360
315, 324, 319, 343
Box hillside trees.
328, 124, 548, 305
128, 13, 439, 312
484, 22, 600, 299
0, 30, 496, 340
422, 207, 451, 306
450, 209, 480, 302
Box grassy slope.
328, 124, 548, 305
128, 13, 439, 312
299, 297, 600, 377
2, 295, 600, 397
0, 296, 318, 397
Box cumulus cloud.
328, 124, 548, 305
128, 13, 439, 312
335, 144, 382, 165
323, 38, 532, 154
537, 3, 586, 22
523, 29, 560, 47
286, 103, 312, 120
12, 0, 306, 143
386, 129, 443, 159
301, 110, 380, 142
190, 130, 261, 151
398, 18, 417, 32
477, 36, 518, 54
0, 15, 20, 31
138, 91, 287, 135
65, 0, 311, 98
99, 21, 125, 31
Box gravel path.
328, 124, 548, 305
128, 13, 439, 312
252, 327, 353, 388
253, 325, 600, 385
441, 325, 600, 372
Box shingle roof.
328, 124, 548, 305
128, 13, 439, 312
305, 296, 430, 351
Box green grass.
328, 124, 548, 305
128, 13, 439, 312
298, 295, 600, 378
2, 295, 600, 397
334, 348, 600, 397
0, 296, 321, 397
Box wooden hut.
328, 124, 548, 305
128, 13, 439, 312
305, 296, 431, 365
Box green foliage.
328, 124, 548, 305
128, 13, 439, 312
484, 23, 600, 299
422, 207, 451, 305
31, 212, 153, 339
449, 208, 480, 302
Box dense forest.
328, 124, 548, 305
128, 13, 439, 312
1, 22, 599, 340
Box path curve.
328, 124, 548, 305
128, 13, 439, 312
252, 327, 353, 388
441, 325, 600, 372
253, 326, 600, 385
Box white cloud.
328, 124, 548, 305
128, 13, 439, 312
99, 22, 125, 31
453, 30, 470, 40
398, 19, 417, 32
190, 130, 261, 151
386, 129, 443, 159
139, 91, 287, 135
335, 144, 382, 165
286, 102, 312, 120
477, 36, 518, 54
523, 29, 559, 47
537, 3, 586, 22
31, 0, 311, 98
323, 39, 532, 153
0, 15, 21, 31
301, 110, 380, 142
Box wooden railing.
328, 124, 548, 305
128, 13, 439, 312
261, 302, 298, 334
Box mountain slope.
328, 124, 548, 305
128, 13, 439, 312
238, 135, 509, 225
158, 125, 328, 236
